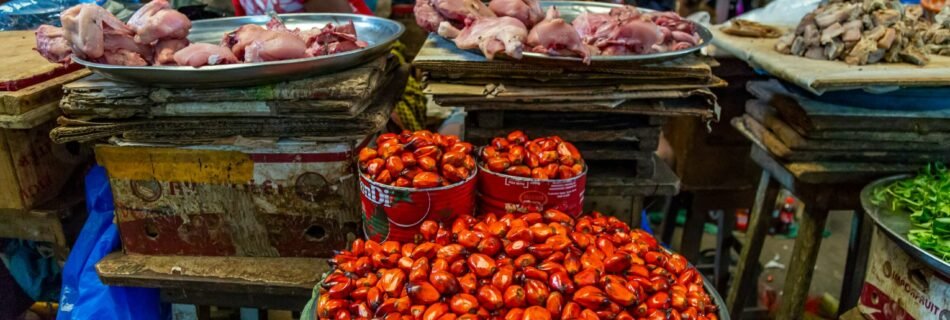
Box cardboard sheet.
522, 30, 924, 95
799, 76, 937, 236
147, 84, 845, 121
711, 27, 950, 94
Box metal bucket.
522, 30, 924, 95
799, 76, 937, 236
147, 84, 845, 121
477, 164, 587, 217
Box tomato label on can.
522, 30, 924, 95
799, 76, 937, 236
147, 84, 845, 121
360, 172, 476, 242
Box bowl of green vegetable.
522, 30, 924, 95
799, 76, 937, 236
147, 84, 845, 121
862, 164, 950, 278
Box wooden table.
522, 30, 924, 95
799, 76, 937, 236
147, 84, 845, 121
725, 147, 883, 320
585, 155, 681, 228
96, 253, 330, 313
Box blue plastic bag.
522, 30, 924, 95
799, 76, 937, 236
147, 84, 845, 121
57, 165, 168, 320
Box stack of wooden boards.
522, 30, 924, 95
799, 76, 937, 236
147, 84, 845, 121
52, 55, 404, 145
413, 35, 723, 180
53, 55, 409, 258
733, 80, 950, 182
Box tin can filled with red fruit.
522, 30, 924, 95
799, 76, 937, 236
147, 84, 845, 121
477, 130, 587, 217
357, 130, 477, 242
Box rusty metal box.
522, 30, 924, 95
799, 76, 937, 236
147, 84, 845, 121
95, 138, 366, 257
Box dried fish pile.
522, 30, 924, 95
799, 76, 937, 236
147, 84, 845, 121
775, 0, 950, 66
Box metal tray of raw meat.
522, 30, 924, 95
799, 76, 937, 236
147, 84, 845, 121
72, 13, 404, 88
861, 175, 950, 278
515, 1, 712, 63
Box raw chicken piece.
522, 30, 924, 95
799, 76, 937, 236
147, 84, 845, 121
60, 4, 133, 60
526, 7, 592, 63
173, 43, 239, 67
244, 32, 309, 62
594, 19, 662, 55
414, 0, 496, 32
573, 12, 615, 42
488, 0, 543, 28
35, 25, 72, 63
299, 21, 368, 56
127, 0, 191, 45
153, 39, 189, 66
221, 24, 268, 58
100, 49, 149, 66
100, 31, 152, 65
437, 16, 528, 59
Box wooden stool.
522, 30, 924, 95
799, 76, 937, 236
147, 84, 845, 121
725, 147, 895, 320
97, 253, 329, 313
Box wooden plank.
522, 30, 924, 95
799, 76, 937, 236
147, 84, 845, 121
745, 99, 949, 151
466, 127, 660, 150
585, 156, 679, 196
0, 31, 86, 92
426, 75, 727, 88
435, 88, 717, 104
777, 204, 830, 320
0, 121, 89, 210
727, 171, 780, 319
423, 79, 727, 97
1, 70, 89, 116
475, 111, 504, 129
96, 253, 329, 295
455, 97, 717, 120
160, 289, 309, 311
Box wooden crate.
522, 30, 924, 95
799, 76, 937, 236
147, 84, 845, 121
96, 138, 368, 257
0, 120, 88, 210
0, 195, 86, 261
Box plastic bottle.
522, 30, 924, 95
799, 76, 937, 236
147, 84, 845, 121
777, 197, 795, 235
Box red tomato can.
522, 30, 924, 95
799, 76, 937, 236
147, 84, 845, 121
359, 170, 477, 242
477, 164, 587, 217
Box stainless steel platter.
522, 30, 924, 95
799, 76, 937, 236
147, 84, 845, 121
72, 13, 404, 88
861, 175, 950, 278
513, 1, 712, 63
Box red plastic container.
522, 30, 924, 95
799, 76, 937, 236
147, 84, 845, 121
359, 171, 477, 242
477, 164, 587, 217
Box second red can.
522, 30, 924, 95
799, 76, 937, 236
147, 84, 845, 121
477, 164, 587, 217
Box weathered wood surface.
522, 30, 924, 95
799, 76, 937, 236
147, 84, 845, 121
96, 253, 329, 297
435, 88, 717, 104
426, 75, 727, 88
414, 35, 713, 80
712, 28, 950, 94
61, 56, 394, 119
744, 100, 950, 151
726, 172, 779, 318
0, 102, 59, 129
2, 71, 89, 117
454, 97, 718, 120
0, 195, 85, 260
424, 79, 727, 97
777, 203, 829, 320
747, 80, 950, 134
734, 115, 950, 163
467, 127, 660, 150
50, 67, 407, 143
0, 31, 87, 95
585, 156, 678, 196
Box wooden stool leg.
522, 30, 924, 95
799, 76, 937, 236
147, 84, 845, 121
659, 196, 678, 245
726, 171, 779, 319
838, 210, 873, 316
630, 195, 645, 229
777, 204, 830, 320
715, 207, 737, 291
679, 192, 704, 263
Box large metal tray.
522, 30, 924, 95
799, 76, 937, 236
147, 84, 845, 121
72, 13, 404, 88
861, 175, 950, 278
504, 1, 711, 63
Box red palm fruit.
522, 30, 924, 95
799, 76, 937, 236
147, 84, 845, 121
386, 156, 405, 174
409, 257, 430, 283
467, 253, 497, 278
523, 266, 548, 282
436, 244, 466, 262
378, 268, 407, 296
506, 130, 528, 144
573, 286, 610, 310
504, 165, 531, 177
365, 158, 385, 176
407, 281, 441, 304
411, 242, 437, 259
647, 292, 671, 309
504, 308, 524, 320
476, 236, 502, 256
458, 273, 477, 294
506, 226, 533, 243
394, 177, 411, 187
542, 209, 573, 224
504, 240, 530, 256
477, 285, 504, 310
359, 147, 378, 163
417, 156, 438, 172
561, 302, 581, 320
449, 294, 479, 314
514, 254, 537, 269
544, 235, 572, 251
400, 152, 417, 168
603, 275, 638, 307
377, 133, 399, 146
491, 265, 514, 290
419, 221, 439, 241
548, 270, 575, 294
524, 278, 550, 306
603, 253, 632, 274
573, 268, 599, 287
531, 167, 550, 180
366, 287, 383, 310
578, 309, 599, 320
564, 253, 581, 274
398, 256, 414, 271
449, 259, 468, 276
503, 285, 527, 308
508, 145, 526, 165
422, 303, 448, 320
456, 230, 481, 249
429, 270, 459, 295
491, 137, 510, 150
413, 172, 441, 188
545, 292, 565, 317
523, 306, 552, 320
350, 286, 368, 301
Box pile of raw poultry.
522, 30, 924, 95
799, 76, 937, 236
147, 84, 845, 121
34, 0, 366, 67
775, 0, 950, 65
317, 211, 720, 320
414, 0, 703, 64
